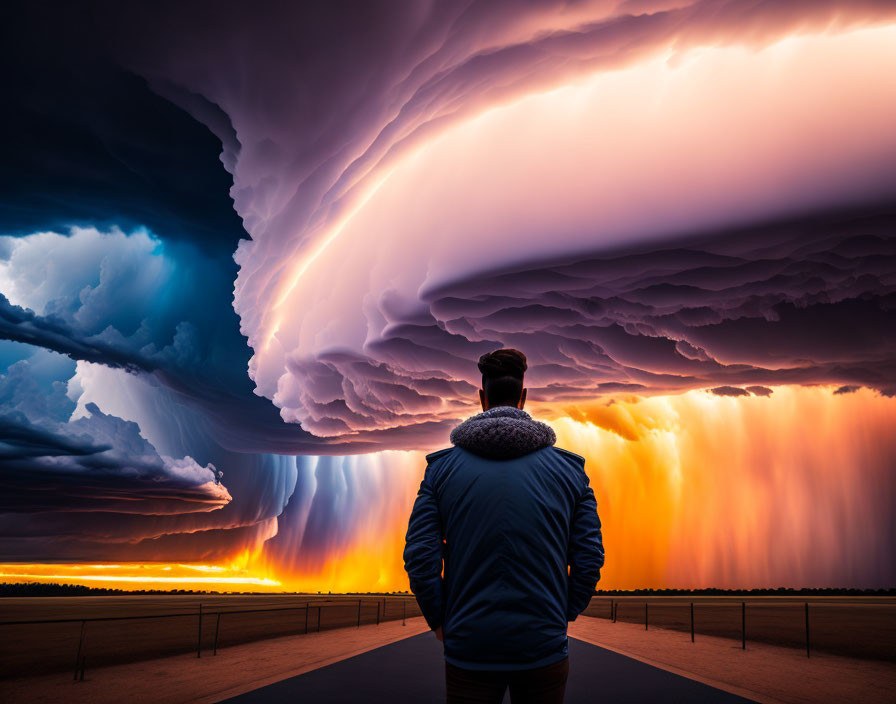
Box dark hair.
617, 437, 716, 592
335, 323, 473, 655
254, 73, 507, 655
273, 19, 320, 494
478, 348, 527, 406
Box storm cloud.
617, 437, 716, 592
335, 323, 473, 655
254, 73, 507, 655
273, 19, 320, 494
0, 353, 230, 521
3, 1, 895, 447
1, 1, 895, 586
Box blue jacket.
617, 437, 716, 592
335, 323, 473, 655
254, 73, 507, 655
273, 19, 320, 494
403, 406, 604, 670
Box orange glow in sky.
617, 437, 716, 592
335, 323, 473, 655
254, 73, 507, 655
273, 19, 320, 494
6, 385, 893, 593
0, 562, 282, 592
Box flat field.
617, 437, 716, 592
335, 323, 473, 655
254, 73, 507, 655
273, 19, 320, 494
581, 596, 896, 661
0, 594, 421, 678
1, 594, 891, 680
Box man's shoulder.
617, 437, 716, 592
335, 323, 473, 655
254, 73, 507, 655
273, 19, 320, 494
551, 446, 586, 466
425, 444, 585, 466
425, 447, 455, 465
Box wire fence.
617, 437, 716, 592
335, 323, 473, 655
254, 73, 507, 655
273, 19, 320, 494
578, 598, 896, 662
3, 595, 892, 681
0, 596, 423, 680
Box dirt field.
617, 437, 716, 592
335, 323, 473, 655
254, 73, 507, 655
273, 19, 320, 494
1, 594, 891, 681
0, 595, 422, 679
569, 616, 896, 704
3, 614, 892, 704
0, 618, 432, 704
581, 596, 896, 661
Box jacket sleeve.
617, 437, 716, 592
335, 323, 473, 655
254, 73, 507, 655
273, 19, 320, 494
403, 465, 444, 630
566, 468, 605, 621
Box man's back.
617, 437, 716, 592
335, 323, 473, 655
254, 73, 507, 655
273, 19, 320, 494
404, 406, 605, 671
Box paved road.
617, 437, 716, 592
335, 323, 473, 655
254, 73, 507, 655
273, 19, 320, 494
222, 631, 758, 703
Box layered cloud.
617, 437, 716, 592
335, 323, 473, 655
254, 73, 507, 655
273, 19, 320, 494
1, 1, 895, 588
0, 351, 230, 519
4, 1, 895, 449
0, 230, 234, 552
0, 403, 231, 515
184, 14, 894, 439
257, 201, 896, 439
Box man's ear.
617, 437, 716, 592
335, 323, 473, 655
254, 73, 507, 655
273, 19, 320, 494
479, 388, 487, 412
518, 388, 527, 409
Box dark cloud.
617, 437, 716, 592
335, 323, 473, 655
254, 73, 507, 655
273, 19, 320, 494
0, 293, 158, 373
1, 0, 895, 572
0, 352, 292, 559
0, 351, 233, 560
0, 406, 230, 515
710, 386, 751, 397
0, 513, 273, 563
425, 204, 896, 399
112, 0, 896, 260
0, 289, 455, 455
0, 2, 244, 251
3, 0, 895, 449
834, 384, 862, 395
135, 202, 895, 443
276, 204, 894, 435
745, 386, 774, 397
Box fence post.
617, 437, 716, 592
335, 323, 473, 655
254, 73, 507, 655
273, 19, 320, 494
645, 602, 648, 630
805, 602, 810, 658
741, 602, 746, 650
609, 600, 613, 620
196, 603, 203, 658
317, 605, 322, 633
213, 612, 221, 655
376, 601, 381, 626
403, 599, 407, 626
74, 619, 86, 681
690, 602, 694, 643
357, 599, 362, 628
304, 603, 309, 634
612, 601, 617, 623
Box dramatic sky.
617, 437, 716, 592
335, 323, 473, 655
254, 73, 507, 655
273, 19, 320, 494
1, 0, 895, 591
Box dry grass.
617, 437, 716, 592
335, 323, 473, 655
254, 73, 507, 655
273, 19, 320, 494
0, 616, 430, 704
581, 596, 896, 660
0, 595, 421, 678
570, 613, 896, 704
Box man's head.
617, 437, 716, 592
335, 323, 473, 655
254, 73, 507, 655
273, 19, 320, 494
477, 348, 527, 411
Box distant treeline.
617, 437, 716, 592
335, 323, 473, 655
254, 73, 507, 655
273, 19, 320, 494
3, 582, 894, 598
0, 583, 413, 597
594, 587, 896, 596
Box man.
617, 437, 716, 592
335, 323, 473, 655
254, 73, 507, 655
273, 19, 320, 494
404, 348, 605, 703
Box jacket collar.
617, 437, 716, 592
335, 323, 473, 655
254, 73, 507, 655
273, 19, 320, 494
449, 406, 556, 460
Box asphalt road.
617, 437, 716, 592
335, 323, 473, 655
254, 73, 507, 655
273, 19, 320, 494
222, 631, 758, 703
